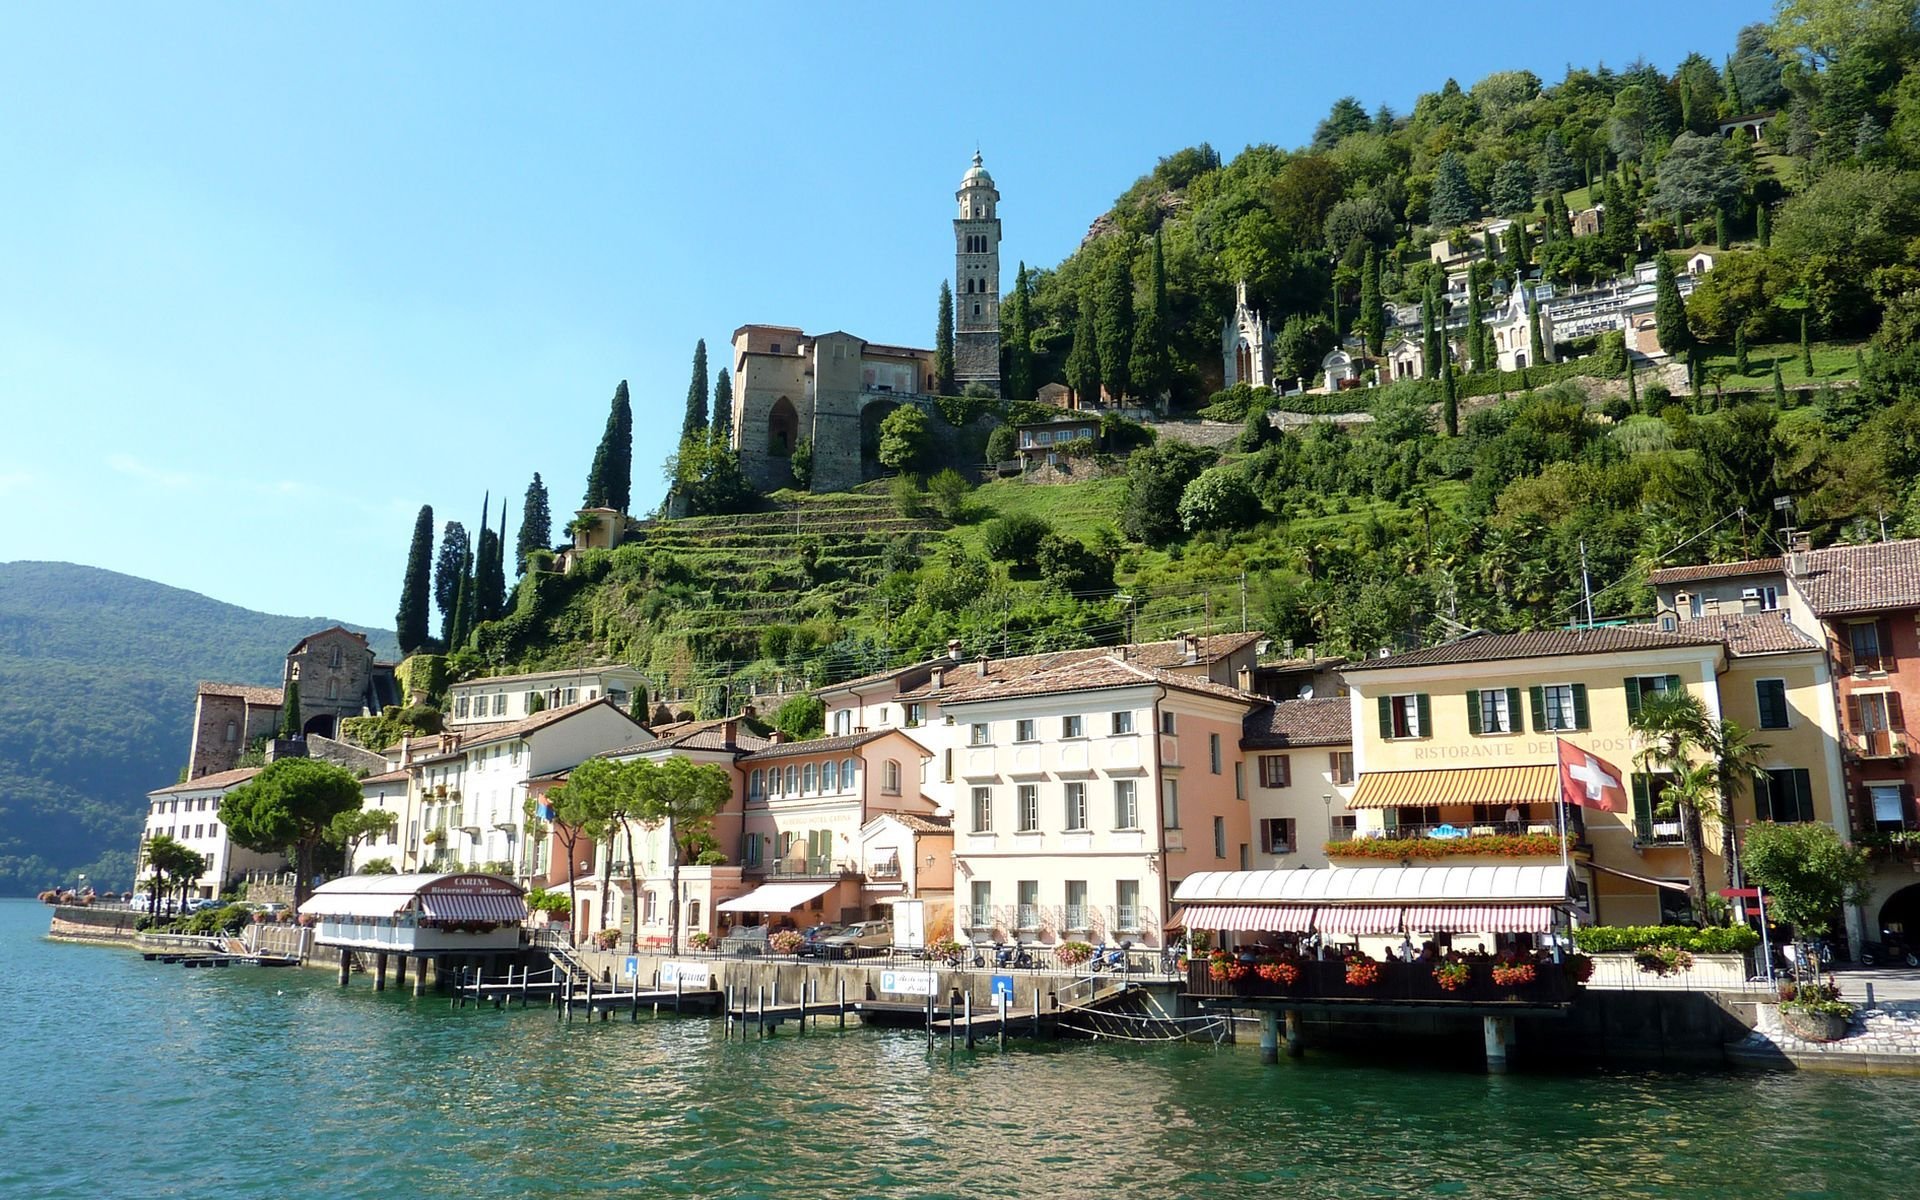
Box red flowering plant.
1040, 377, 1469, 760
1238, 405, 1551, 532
1432, 959, 1471, 991
1254, 957, 1301, 986
1207, 949, 1249, 983
1564, 953, 1595, 984
1490, 957, 1537, 987
1344, 955, 1382, 987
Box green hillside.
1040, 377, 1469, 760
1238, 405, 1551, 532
0, 562, 396, 894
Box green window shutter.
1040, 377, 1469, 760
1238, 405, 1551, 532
1665, 674, 1681, 694
1529, 686, 1546, 732
1506, 688, 1523, 729
1571, 683, 1590, 730
1793, 769, 1813, 822
1378, 695, 1393, 739
1631, 773, 1653, 840
1624, 676, 1642, 720
1466, 690, 1483, 735
1415, 693, 1432, 737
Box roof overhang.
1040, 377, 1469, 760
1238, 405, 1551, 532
716, 881, 836, 914
1347, 766, 1560, 810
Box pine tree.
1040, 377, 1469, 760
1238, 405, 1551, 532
1065, 289, 1100, 406
1128, 236, 1171, 402
1428, 150, 1476, 226
516, 475, 550, 573
681, 340, 709, 441
1357, 246, 1384, 354
278, 680, 302, 741
1734, 328, 1749, 377
1538, 130, 1579, 192
1095, 248, 1135, 401
395, 504, 434, 655
1800, 313, 1813, 378
711, 369, 733, 445
1004, 263, 1035, 400
434, 521, 469, 646
1442, 360, 1459, 436
934, 282, 955, 395
1653, 254, 1692, 362
583, 381, 633, 513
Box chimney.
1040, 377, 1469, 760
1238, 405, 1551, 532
947, 639, 964, 662
741, 703, 757, 719
976, 654, 990, 679
722, 719, 737, 746
1180, 631, 1199, 663
768, 730, 784, 745
1237, 665, 1253, 692
931, 665, 945, 691
1787, 550, 1808, 578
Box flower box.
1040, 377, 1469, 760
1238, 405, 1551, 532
1780, 1005, 1852, 1043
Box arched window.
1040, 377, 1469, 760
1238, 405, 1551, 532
330, 645, 342, 668
785, 765, 798, 794
822, 759, 839, 792
842, 758, 858, 790
750, 769, 764, 800
685, 900, 701, 931
882, 759, 901, 795
801, 762, 816, 792
768, 396, 798, 456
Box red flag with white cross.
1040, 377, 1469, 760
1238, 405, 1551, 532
1557, 738, 1627, 812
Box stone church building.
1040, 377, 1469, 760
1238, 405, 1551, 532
186, 627, 398, 778
728, 153, 1002, 494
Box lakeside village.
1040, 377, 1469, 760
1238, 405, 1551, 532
44, 153, 1920, 1073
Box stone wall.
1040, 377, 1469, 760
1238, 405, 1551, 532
288, 629, 376, 737
189, 693, 249, 778
46, 904, 141, 944
1732, 1000, 1920, 1071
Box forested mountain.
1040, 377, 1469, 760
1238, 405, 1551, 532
0, 562, 396, 894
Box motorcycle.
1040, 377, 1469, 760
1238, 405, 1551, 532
1859, 934, 1920, 968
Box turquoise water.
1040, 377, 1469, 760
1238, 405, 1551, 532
5, 898, 1917, 1198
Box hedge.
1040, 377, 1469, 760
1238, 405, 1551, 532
1326, 833, 1563, 860
1571, 924, 1760, 954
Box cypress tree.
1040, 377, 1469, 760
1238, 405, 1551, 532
1465, 264, 1486, 372
1420, 285, 1438, 380
1800, 314, 1813, 378
1005, 263, 1035, 400
711, 369, 734, 446
1772, 360, 1786, 404
1652, 254, 1692, 362
1529, 303, 1545, 368
1734, 328, 1749, 377
681, 340, 709, 440
1065, 289, 1100, 406
473, 493, 504, 625
449, 550, 475, 651
583, 381, 632, 513
1128, 236, 1171, 402
485, 499, 508, 621
434, 521, 469, 646
1714, 206, 1730, 250
934, 282, 955, 395
1505, 220, 1526, 272
395, 504, 434, 655
1442, 360, 1459, 437
1627, 356, 1639, 411
1756, 204, 1770, 249
516, 475, 550, 573
1856, 348, 1868, 378
1095, 248, 1135, 401
1357, 245, 1384, 355
278, 680, 302, 741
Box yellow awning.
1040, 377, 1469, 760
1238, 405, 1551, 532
1346, 765, 1560, 810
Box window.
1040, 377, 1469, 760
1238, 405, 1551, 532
1261, 818, 1297, 854
801, 763, 816, 793
1624, 675, 1681, 719
1531, 683, 1589, 731
455, 695, 470, 718
970, 722, 990, 746
906, 703, 924, 727
744, 834, 762, 867
1160, 712, 1177, 735
1017, 881, 1040, 930
1015, 719, 1036, 742
1848, 620, 1891, 672
841, 758, 857, 789
1063, 782, 1087, 831
832, 709, 852, 736
493, 693, 507, 716
1062, 715, 1084, 739
1111, 710, 1134, 735
1259, 755, 1291, 788
1329, 751, 1355, 785
969, 881, 991, 928
820, 760, 838, 792
1212, 816, 1226, 858
881, 760, 901, 795
1114, 780, 1138, 829
563, 687, 578, 706
1017, 784, 1039, 832
1234, 762, 1245, 800
1755, 679, 1790, 730
1870, 784, 1909, 831
224, 720, 237, 744
1162, 779, 1180, 829
1630, 772, 1680, 842
1115, 881, 1140, 932
1064, 881, 1088, 930
1757, 769, 1814, 823
784, 765, 798, 794
1758, 585, 1780, 611
1467, 687, 1521, 734
971, 786, 993, 832
1209, 733, 1222, 774
1378, 693, 1430, 739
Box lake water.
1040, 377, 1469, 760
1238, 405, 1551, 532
5, 898, 1917, 1198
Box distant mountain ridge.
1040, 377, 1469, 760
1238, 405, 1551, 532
0, 561, 397, 894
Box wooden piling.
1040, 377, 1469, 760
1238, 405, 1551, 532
964, 991, 974, 1049
837, 977, 846, 1029
756, 985, 766, 1036
374, 953, 388, 992
412, 956, 427, 998
675, 973, 683, 1015
394, 956, 408, 989
997, 990, 1008, 1051
337, 952, 351, 988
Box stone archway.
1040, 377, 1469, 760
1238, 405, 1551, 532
767, 397, 798, 457
1876, 882, 1920, 944
302, 713, 335, 739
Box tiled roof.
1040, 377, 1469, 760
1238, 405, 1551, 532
738, 730, 898, 764
451, 664, 637, 688
1647, 557, 1783, 585
150, 767, 261, 795
460, 698, 648, 750
360, 769, 410, 785
938, 655, 1264, 707
881, 812, 954, 834
1344, 626, 1724, 671
197, 681, 284, 707
288, 626, 369, 655
823, 633, 1264, 700
1789, 539, 1920, 616
1241, 697, 1352, 749
1681, 611, 1821, 656
604, 718, 771, 758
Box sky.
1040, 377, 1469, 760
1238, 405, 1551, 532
0, 1, 1772, 629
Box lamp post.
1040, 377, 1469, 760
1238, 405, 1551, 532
1323, 794, 1334, 845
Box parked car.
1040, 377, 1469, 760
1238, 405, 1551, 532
816, 920, 892, 959
796, 923, 847, 957
249, 902, 289, 917
185, 897, 222, 913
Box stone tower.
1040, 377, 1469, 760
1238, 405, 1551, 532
953, 151, 1002, 395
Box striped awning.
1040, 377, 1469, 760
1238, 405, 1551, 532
419, 893, 527, 923
1314, 906, 1404, 935
1347, 765, 1560, 810
1174, 904, 1315, 933
1402, 904, 1555, 933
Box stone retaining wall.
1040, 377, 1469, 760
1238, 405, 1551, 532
46, 905, 141, 944
1731, 1001, 1920, 1072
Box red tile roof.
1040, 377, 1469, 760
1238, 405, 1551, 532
1344, 626, 1724, 671
459, 698, 650, 751
149, 767, 262, 795
1647, 557, 1783, 585
1789, 539, 1920, 616
360, 769, 410, 785
877, 812, 954, 834
1681, 611, 1821, 656
938, 655, 1264, 707
196, 681, 284, 707
739, 730, 901, 764
1241, 697, 1352, 749
604, 718, 771, 758
821, 633, 1264, 700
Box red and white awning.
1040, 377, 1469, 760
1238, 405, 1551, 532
1174, 904, 1315, 933
419, 893, 527, 923
1402, 904, 1555, 934
1314, 906, 1404, 935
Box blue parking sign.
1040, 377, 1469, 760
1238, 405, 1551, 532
623, 956, 639, 980
990, 974, 1015, 1000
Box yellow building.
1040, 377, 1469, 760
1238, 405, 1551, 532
1340, 616, 1848, 930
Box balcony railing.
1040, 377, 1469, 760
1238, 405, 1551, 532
1115, 906, 1140, 933
756, 857, 860, 880
966, 905, 992, 928
1634, 819, 1684, 846
1184, 957, 1579, 1006
868, 858, 901, 881
1062, 905, 1088, 931
1852, 730, 1910, 760
1016, 904, 1040, 930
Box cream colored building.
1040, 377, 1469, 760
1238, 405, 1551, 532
1240, 697, 1356, 870
141, 767, 287, 899
446, 665, 647, 730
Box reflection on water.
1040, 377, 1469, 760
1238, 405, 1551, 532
3, 901, 1912, 1199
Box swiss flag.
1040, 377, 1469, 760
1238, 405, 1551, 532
1558, 738, 1627, 812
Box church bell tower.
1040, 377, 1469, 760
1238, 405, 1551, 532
953, 151, 1002, 395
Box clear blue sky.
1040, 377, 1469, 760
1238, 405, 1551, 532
0, 1, 1770, 628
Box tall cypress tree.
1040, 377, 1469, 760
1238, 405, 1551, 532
1441, 360, 1459, 436
1800, 314, 1813, 378
1358, 246, 1384, 355
1652, 253, 1692, 362
1734, 328, 1749, 377
1004, 263, 1035, 401
1065, 289, 1100, 406
516, 474, 550, 573
1772, 360, 1786, 404
395, 504, 434, 654
1529, 301, 1546, 367
473, 494, 503, 626
1129, 236, 1171, 401
1420, 284, 1440, 380
1465, 264, 1486, 372
583, 380, 632, 513
278, 680, 302, 741
449, 549, 475, 651
1505, 220, 1526, 272
1095, 248, 1135, 401
1756, 204, 1771, 249
934, 282, 955, 395
434, 521, 469, 646
681, 340, 709, 440
711, 369, 734, 446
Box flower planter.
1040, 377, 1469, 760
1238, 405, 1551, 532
1780, 1006, 1851, 1043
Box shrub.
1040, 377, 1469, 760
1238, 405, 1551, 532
889, 474, 926, 518
593, 929, 621, 951
769, 930, 805, 955
789, 438, 814, 490
1121, 440, 1216, 544
695, 850, 727, 866
688, 932, 714, 950
982, 512, 1053, 569
984, 424, 1016, 463
1571, 924, 1759, 954
1035, 532, 1112, 595
358, 858, 397, 875
926, 468, 972, 520
877, 406, 932, 474
1177, 465, 1263, 533
771, 694, 824, 741
1099, 412, 1155, 452
1633, 946, 1696, 976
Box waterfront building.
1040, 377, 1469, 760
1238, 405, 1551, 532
141, 767, 286, 898
1241, 697, 1356, 870
350, 768, 410, 872
1339, 618, 1847, 930
444, 664, 646, 730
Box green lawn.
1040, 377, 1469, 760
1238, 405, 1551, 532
1697, 340, 1865, 388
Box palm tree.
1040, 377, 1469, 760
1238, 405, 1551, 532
1702, 718, 1770, 889
1630, 689, 1711, 919
1656, 762, 1719, 913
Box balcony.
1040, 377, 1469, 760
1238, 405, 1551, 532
1633, 820, 1684, 847
868, 856, 902, 882
1017, 904, 1040, 931
751, 857, 860, 881
1852, 730, 1910, 760
1183, 957, 1579, 1007
966, 905, 992, 929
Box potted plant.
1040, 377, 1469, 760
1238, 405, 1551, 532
1778, 978, 1853, 1042
1490, 958, 1536, 988
688, 932, 714, 951
593, 928, 621, 951
1564, 953, 1595, 984
1344, 955, 1381, 987
1055, 940, 1095, 967
1254, 957, 1300, 987
1432, 960, 1470, 992
769, 930, 805, 955
1632, 945, 1695, 976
